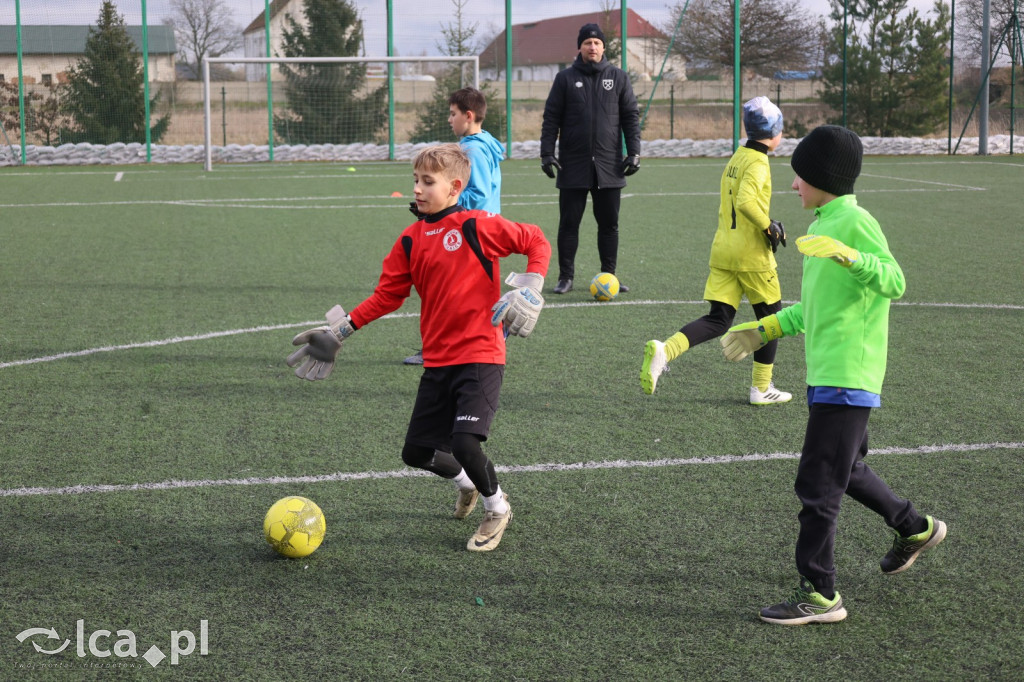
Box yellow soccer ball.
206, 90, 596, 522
589, 272, 620, 301
263, 496, 326, 558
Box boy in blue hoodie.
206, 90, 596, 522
404, 87, 506, 365
449, 87, 505, 214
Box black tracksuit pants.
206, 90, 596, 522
556, 186, 621, 280
795, 402, 923, 593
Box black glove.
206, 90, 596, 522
622, 155, 640, 176
541, 155, 561, 179
764, 219, 787, 253
409, 201, 424, 219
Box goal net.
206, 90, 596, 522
202, 56, 479, 170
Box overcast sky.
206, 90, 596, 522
8, 0, 945, 57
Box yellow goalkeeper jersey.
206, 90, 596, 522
709, 143, 777, 272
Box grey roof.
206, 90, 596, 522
0, 25, 176, 55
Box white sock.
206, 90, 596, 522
483, 486, 508, 514
451, 469, 474, 491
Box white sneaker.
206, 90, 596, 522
641, 340, 667, 395
750, 383, 793, 405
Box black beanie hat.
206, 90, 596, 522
790, 125, 863, 196
578, 23, 606, 48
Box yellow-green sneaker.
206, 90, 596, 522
881, 515, 947, 574
759, 578, 848, 626
641, 340, 667, 395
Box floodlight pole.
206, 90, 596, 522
843, 0, 848, 128
980, 0, 991, 154
733, 0, 741, 151
948, 0, 955, 154
16, 0, 25, 164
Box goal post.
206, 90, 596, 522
202, 56, 479, 171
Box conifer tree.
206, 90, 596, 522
62, 1, 170, 144
273, 0, 386, 144
820, 0, 951, 136
410, 0, 505, 144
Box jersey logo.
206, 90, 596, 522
426, 227, 444, 236
602, 78, 614, 91
443, 229, 463, 252
575, 81, 583, 88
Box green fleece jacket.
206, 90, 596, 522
776, 195, 905, 394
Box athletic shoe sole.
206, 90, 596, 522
759, 605, 848, 626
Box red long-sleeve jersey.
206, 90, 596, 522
349, 205, 551, 367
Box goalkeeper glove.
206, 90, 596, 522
286, 304, 356, 381
796, 234, 859, 267
621, 155, 641, 176
490, 272, 545, 338
541, 155, 561, 179
720, 314, 784, 362
764, 219, 787, 253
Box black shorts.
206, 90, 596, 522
405, 363, 504, 451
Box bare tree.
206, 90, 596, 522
662, 0, 823, 77
163, 0, 241, 79
956, 0, 1020, 64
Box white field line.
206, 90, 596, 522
0, 177, 988, 211
2, 441, 1020, 498
2, 300, 1021, 371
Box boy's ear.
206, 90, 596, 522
450, 178, 464, 195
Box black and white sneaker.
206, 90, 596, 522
881, 516, 947, 574
760, 578, 848, 625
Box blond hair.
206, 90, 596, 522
412, 143, 470, 186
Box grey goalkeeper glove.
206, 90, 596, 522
490, 272, 545, 338
286, 304, 356, 381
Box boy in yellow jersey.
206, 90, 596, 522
641, 97, 791, 404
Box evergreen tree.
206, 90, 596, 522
820, 0, 950, 136
61, 1, 170, 144
410, 0, 505, 144
273, 0, 386, 145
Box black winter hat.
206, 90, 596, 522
577, 23, 606, 48
790, 125, 863, 196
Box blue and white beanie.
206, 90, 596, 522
742, 96, 784, 140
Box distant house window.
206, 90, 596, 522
42, 73, 53, 85
516, 69, 523, 81
0, 74, 5, 82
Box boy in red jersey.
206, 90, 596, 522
287, 143, 551, 552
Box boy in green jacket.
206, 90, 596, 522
720, 125, 946, 625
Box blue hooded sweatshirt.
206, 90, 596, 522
459, 130, 505, 214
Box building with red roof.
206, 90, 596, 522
478, 9, 685, 83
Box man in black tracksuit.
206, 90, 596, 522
540, 22, 642, 295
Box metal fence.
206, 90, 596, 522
1, 0, 1021, 164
